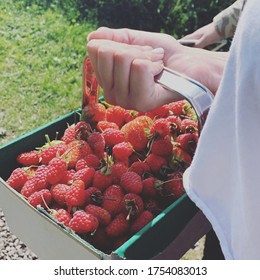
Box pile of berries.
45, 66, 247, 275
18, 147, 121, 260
6, 99, 199, 253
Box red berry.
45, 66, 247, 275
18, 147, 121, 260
96, 120, 119, 132
28, 189, 52, 209
65, 184, 87, 212
50, 183, 71, 206
6, 168, 29, 191
110, 163, 128, 185
46, 157, 67, 185
120, 193, 144, 220
87, 132, 105, 159
128, 161, 151, 177
180, 119, 198, 134
92, 168, 113, 192
177, 133, 199, 155
16, 150, 40, 166
72, 167, 95, 188
106, 106, 126, 128
145, 153, 167, 174
112, 142, 133, 162
40, 144, 67, 165
142, 177, 158, 198
105, 213, 129, 237
130, 210, 154, 234
150, 118, 170, 137
85, 205, 111, 226
82, 103, 106, 125
168, 100, 186, 116
69, 210, 99, 234
101, 185, 124, 216
85, 187, 102, 205
103, 128, 125, 147
120, 171, 143, 194
54, 209, 72, 227
151, 137, 173, 157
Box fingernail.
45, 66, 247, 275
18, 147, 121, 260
152, 47, 164, 54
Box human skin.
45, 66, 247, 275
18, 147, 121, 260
87, 27, 228, 112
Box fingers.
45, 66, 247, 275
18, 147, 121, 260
87, 39, 165, 106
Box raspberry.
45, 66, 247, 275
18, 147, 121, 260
145, 104, 169, 119
163, 171, 185, 199
68, 210, 99, 234
27, 189, 52, 209
16, 150, 40, 166
61, 125, 77, 144
105, 213, 129, 237
103, 128, 125, 147
33, 165, 49, 190
172, 146, 192, 164
168, 100, 186, 116
46, 157, 68, 185
150, 118, 170, 137
120, 171, 143, 194
50, 183, 71, 206
123, 109, 141, 123
101, 185, 124, 216
6, 168, 29, 191
106, 106, 126, 128
180, 118, 198, 134
58, 169, 76, 184
120, 193, 144, 220
142, 177, 158, 198
85, 205, 111, 226
110, 163, 128, 185
87, 132, 105, 159
53, 209, 72, 227
65, 183, 87, 212
166, 115, 181, 136
177, 133, 198, 155
130, 210, 154, 234
92, 168, 113, 192
72, 167, 95, 188
74, 121, 91, 141
151, 137, 173, 157
40, 143, 67, 165
75, 154, 100, 170
145, 153, 167, 174
128, 161, 151, 177
21, 178, 38, 198
85, 187, 102, 205
112, 142, 133, 162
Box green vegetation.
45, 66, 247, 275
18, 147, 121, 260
0, 0, 94, 145
0, 0, 234, 146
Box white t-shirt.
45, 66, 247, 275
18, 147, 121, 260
183, 0, 260, 260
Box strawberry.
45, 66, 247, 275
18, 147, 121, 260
96, 120, 119, 132
63, 139, 92, 168
128, 161, 151, 177
82, 102, 106, 125
87, 132, 105, 159
105, 213, 130, 237
112, 141, 133, 162
72, 167, 95, 188
120, 193, 144, 220
46, 157, 67, 185
106, 106, 126, 128
145, 153, 168, 174
53, 209, 72, 227
103, 128, 125, 147
27, 189, 52, 209
123, 109, 141, 123
16, 150, 40, 166
101, 185, 124, 216
150, 118, 170, 138
151, 137, 173, 157
6, 168, 29, 191
50, 183, 71, 206
85, 204, 111, 226
68, 210, 99, 234
120, 171, 143, 194
121, 116, 153, 151
130, 210, 154, 234
40, 143, 67, 165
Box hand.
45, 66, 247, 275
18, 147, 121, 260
87, 27, 228, 112
181, 22, 222, 48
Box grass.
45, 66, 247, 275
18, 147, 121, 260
0, 0, 95, 146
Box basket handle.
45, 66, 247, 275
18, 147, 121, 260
82, 56, 99, 108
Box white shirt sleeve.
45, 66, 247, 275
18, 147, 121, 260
183, 0, 260, 260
